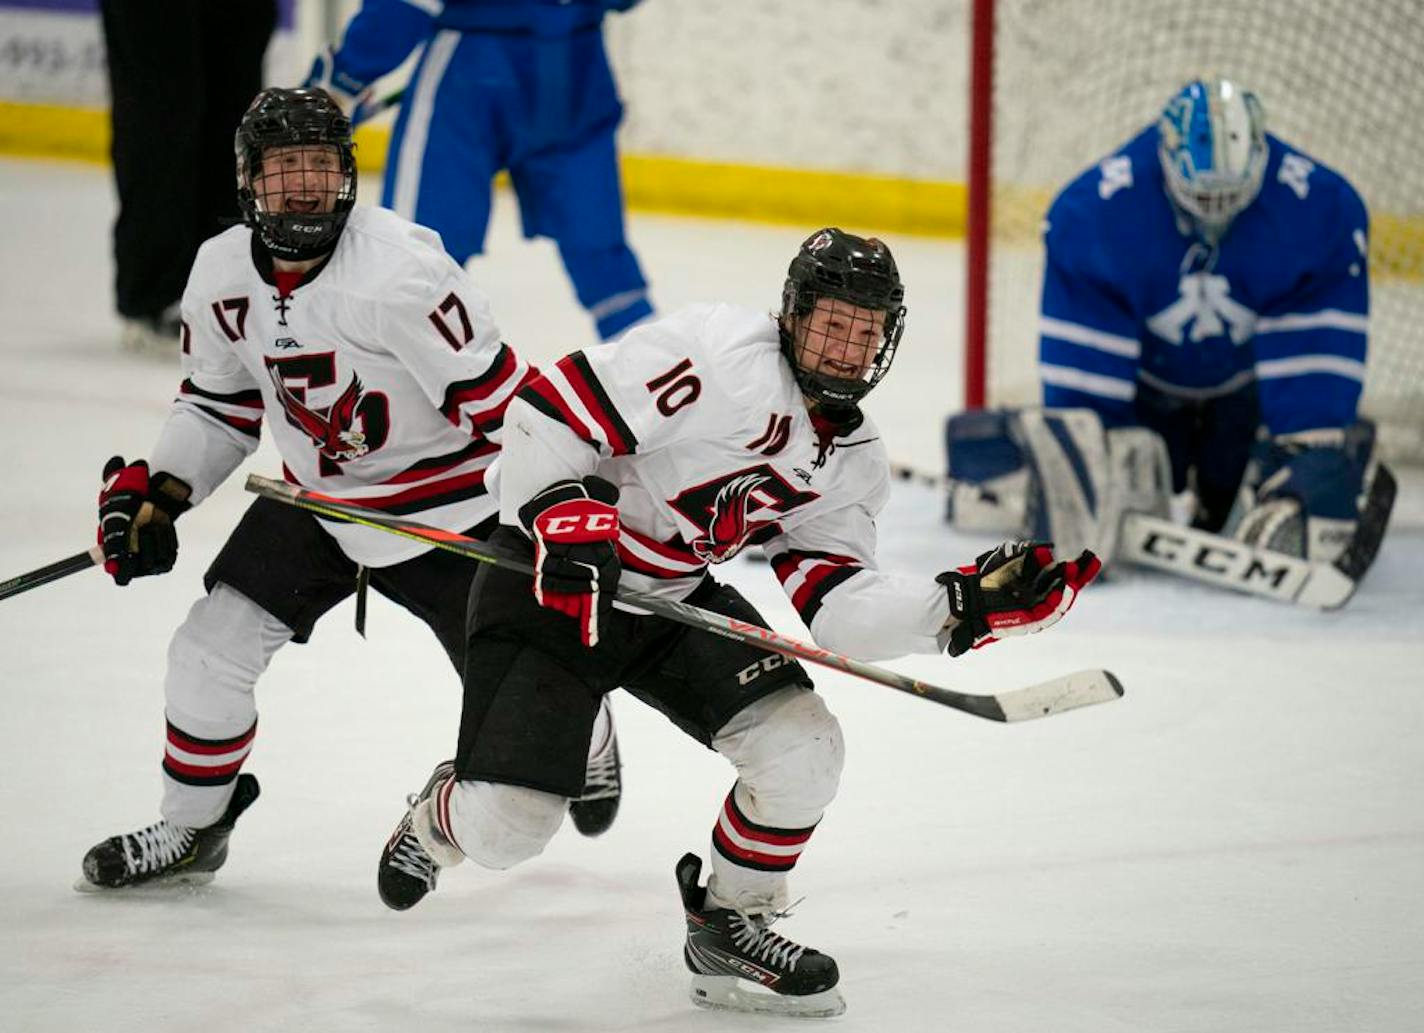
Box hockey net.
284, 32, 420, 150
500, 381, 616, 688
966, 0, 1424, 462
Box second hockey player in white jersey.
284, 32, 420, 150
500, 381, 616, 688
80, 87, 620, 894
374, 228, 1103, 1016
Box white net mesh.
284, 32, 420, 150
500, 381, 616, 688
982, 0, 1424, 460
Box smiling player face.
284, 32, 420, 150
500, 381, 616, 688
792, 296, 888, 384
253, 144, 345, 216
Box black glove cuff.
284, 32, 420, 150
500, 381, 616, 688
149, 472, 193, 520
936, 570, 980, 622
936, 570, 988, 657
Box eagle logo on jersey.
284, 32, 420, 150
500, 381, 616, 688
690, 473, 771, 563
1146, 271, 1257, 346
267, 366, 370, 462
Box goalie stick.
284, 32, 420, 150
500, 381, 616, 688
352, 87, 403, 126
1118, 462, 1396, 609
0, 545, 104, 602
245, 474, 1122, 724
894, 459, 1397, 609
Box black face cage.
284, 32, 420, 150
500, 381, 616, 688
778, 248, 907, 406
235, 90, 357, 261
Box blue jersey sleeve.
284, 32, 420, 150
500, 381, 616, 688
332, 0, 439, 87
1250, 178, 1369, 436
1037, 181, 1141, 426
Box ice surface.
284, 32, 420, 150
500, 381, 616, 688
2, 158, 1421, 1033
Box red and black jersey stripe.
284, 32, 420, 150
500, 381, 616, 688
771, 549, 864, 627
440, 344, 518, 415
285, 464, 490, 517
383, 440, 498, 485
614, 523, 705, 580
519, 379, 598, 449
521, 353, 638, 456
179, 379, 263, 438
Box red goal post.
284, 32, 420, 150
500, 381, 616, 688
963, 0, 1424, 462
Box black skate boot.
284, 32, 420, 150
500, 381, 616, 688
568, 719, 621, 837
675, 852, 845, 1017
78, 774, 261, 891
378, 760, 460, 911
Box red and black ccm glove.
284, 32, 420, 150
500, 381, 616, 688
936, 539, 1101, 657
97, 456, 192, 586
517, 476, 621, 647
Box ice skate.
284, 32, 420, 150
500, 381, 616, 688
118, 303, 182, 358
676, 852, 845, 1018
77, 773, 260, 892
568, 710, 621, 837
378, 760, 460, 910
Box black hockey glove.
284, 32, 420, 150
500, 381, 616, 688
517, 476, 621, 647
97, 456, 192, 586
936, 539, 1101, 657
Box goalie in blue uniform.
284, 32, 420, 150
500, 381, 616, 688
306, 0, 653, 341
948, 78, 1378, 570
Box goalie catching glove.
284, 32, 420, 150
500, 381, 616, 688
97, 457, 192, 586
518, 476, 621, 648
1228, 425, 1372, 565
936, 540, 1101, 656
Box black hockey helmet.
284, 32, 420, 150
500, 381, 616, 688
235, 87, 357, 261
778, 227, 907, 406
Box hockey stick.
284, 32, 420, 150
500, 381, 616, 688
245, 474, 1122, 723
352, 87, 404, 126
900, 456, 1397, 609
889, 461, 949, 489
0, 545, 104, 602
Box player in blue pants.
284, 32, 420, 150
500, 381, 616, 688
308, 0, 652, 341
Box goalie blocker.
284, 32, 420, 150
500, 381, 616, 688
942, 408, 1394, 608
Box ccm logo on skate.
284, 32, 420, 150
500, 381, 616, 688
736, 654, 789, 685
543, 513, 617, 535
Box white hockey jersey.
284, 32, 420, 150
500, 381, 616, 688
496, 303, 952, 662
150, 206, 533, 567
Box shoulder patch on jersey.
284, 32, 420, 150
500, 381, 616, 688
1098, 155, 1134, 200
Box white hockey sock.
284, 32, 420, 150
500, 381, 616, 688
439, 779, 566, 871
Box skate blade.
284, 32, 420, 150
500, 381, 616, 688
73, 870, 216, 894
689, 975, 846, 1018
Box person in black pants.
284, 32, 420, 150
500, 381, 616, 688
100, 0, 277, 354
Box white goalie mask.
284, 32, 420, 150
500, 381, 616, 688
1157, 78, 1268, 243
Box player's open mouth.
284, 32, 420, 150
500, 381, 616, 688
285, 197, 321, 213
824, 359, 861, 376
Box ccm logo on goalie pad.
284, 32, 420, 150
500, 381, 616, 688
1135, 528, 1302, 593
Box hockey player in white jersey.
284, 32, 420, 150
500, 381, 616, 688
946, 78, 1378, 572
80, 88, 621, 893
373, 228, 1102, 1016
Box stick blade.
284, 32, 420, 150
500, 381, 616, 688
994, 669, 1124, 723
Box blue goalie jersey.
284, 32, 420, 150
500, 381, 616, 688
1038, 125, 1370, 437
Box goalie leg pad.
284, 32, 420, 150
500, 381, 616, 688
943, 409, 1031, 532
1016, 408, 1113, 562
1098, 426, 1173, 563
